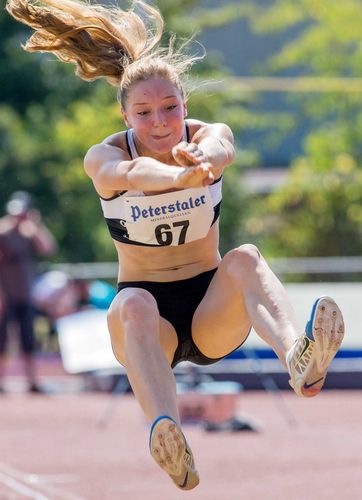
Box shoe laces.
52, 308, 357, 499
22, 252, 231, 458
184, 447, 194, 468
291, 337, 314, 375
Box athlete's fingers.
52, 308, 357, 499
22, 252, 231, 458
181, 143, 203, 157
184, 145, 208, 163
172, 144, 194, 166
189, 149, 205, 160
174, 141, 197, 152
184, 143, 198, 153
199, 162, 214, 185
176, 141, 189, 150
199, 161, 213, 170
173, 149, 208, 166
190, 163, 214, 186
172, 142, 188, 156
175, 162, 213, 188
172, 142, 209, 167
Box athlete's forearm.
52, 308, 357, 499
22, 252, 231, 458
123, 157, 213, 190
122, 157, 182, 191
86, 147, 212, 192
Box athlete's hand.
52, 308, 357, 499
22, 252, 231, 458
172, 141, 208, 167
174, 162, 214, 188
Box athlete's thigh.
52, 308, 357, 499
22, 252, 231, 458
107, 288, 179, 366
192, 261, 252, 358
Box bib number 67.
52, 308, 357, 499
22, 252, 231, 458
155, 220, 190, 246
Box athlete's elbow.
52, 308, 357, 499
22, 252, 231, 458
123, 159, 142, 190
123, 157, 150, 189
223, 141, 235, 166
227, 144, 235, 161
83, 155, 93, 179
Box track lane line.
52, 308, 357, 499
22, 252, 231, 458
0, 463, 83, 500
0, 470, 50, 499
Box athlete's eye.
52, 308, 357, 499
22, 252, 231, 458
166, 105, 177, 111
137, 111, 149, 116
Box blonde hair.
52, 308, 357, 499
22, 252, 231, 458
6, 0, 202, 105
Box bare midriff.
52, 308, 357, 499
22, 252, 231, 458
115, 223, 221, 283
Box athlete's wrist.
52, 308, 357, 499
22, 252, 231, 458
198, 136, 233, 168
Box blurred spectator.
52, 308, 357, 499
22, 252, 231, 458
0, 191, 57, 393
32, 270, 81, 320
32, 273, 116, 320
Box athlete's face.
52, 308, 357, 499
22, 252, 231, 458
122, 77, 187, 159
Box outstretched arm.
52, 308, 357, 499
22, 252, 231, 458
84, 142, 214, 195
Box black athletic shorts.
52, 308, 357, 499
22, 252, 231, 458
117, 268, 240, 368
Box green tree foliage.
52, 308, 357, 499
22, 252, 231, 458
1, 0, 254, 262
249, 154, 362, 257
242, 0, 362, 257
0, 0, 94, 114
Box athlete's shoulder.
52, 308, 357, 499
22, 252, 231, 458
86, 130, 128, 153
84, 130, 130, 166
185, 119, 233, 141
102, 130, 128, 149
185, 118, 207, 131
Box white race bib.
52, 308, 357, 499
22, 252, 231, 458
123, 187, 214, 246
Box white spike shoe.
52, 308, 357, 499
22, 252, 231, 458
149, 416, 199, 490
287, 296, 344, 397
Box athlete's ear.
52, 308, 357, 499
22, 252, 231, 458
121, 108, 131, 128
183, 101, 188, 118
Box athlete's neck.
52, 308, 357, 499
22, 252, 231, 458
133, 134, 178, 165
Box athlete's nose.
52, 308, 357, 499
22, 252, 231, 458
153, 111, 167, 127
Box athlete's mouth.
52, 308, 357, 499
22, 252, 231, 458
151, 133, 171, 140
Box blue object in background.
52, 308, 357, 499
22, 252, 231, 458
88, 280, 116, 309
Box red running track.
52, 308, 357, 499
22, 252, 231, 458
0, 390, 361, 499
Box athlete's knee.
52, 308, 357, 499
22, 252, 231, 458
226, 244, 261, 268
108, 289, 156, 326
107, 290, 159, 364
224, 244, 263, 280
120, 290, 158, 325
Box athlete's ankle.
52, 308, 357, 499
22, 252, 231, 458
285, 339, 298, 370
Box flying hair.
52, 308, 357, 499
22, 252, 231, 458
6, 0, 205, 104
